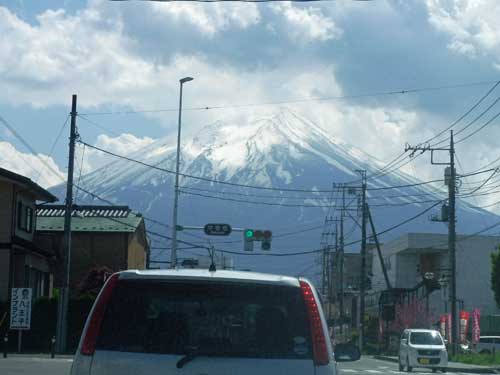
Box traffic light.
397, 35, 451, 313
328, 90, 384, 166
244, 229, 254, 252
243, 229, 272, 251
261, 230, 272, 251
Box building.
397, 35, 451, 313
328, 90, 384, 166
0, 167, 58, 302
371, 232, 500, 323
330, 251, 374, 329
35, 205, 149, 291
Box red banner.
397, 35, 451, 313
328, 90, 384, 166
460, 311, 470, 344
472, 309, 481, 344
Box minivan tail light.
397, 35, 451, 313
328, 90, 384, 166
81, 273, 120, 356
300, 280, 329, 366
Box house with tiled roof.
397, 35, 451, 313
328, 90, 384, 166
0, 167, 58, 302
35, 205, 149, 291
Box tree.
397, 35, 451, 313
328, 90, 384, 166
491, 246, 500, 308
77, 266, 114, 297
388, 299, 434, 332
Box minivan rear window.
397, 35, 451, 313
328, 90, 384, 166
409, 332, 443, 346
96, 280, 312, 359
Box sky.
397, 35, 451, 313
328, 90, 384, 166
1, 0, 500, 209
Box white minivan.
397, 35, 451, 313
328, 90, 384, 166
71, 269, 361, 375
399, 329, 448, 373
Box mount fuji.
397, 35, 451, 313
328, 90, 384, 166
54, 109, 499, 281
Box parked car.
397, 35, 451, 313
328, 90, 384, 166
71, 269, 360, 375
475, 336, 500, 354
399, 329, 448, 373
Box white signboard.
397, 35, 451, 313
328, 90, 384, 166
10, 288, 32, 330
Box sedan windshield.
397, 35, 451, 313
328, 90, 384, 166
410, 332, 443, 346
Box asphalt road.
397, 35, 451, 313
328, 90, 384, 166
0, 355, 486, 375
339, 357, 480, 375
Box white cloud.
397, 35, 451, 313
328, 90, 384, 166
425, 0, 500, 65
80, 133, 155, 173
150, 1, 260, 36
270, 2, 342, 43
0, 141, 65, 189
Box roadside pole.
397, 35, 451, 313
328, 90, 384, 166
55, 94, 77, 353
358, 170, 367, 352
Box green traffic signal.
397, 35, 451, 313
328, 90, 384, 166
245, 229, 254, 238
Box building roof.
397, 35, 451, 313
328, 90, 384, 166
36, 205, 143, 233
0, 167, 58, 202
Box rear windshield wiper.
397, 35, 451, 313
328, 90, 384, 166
176, 347, 199, 369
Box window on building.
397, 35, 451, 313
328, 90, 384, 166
17, 201, 34, 233
24, 266, 49, 299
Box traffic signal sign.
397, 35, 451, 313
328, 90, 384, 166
204, 223, 232, 236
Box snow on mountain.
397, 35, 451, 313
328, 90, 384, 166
53, 108, 499, 282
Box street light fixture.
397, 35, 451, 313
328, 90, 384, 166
171, 76, 194, 268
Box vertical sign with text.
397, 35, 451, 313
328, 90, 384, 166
10, 288, 32, 330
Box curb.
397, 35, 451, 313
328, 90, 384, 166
373, 355, 499, 374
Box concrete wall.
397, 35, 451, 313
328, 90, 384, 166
455, 235, 500, 315
372, 233, 500, 317
371, 234, 410, 291
69, 232, 128, 288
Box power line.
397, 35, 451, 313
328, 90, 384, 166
455, 109, 500, 145
79, 139, 447, 193
73, 180, 443, 257
368, 81, 500, 179
34, 115, 70, 184
78, 79, 500, 116
0, 114, 66, 183
430, 81, 500, 146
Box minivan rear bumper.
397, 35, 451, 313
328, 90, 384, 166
409, 355, 448, 368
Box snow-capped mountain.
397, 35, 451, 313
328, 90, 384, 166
54, 109, 499, 281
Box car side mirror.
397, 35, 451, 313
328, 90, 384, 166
401, 338, 408, 344
334, 343, 361, 362
444, 339, 448, 344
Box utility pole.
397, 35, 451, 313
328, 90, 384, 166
449, 132, 457, 355
339, 187, 345, 326
357, 170, 367, 352
55, 94, 77, 353
405, 130, 457, 354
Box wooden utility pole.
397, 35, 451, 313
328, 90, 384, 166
55, 95, 77, 353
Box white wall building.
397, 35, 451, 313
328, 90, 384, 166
371, 233, 500, 318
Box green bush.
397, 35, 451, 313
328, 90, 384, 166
451, 352, 500, 366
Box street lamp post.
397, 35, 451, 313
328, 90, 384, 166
170, 76, 194, 268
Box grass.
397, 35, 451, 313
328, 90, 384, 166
450, 352, 500, 366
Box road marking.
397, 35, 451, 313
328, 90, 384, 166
365, 370, 383, 373
341, 370, 356, 373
